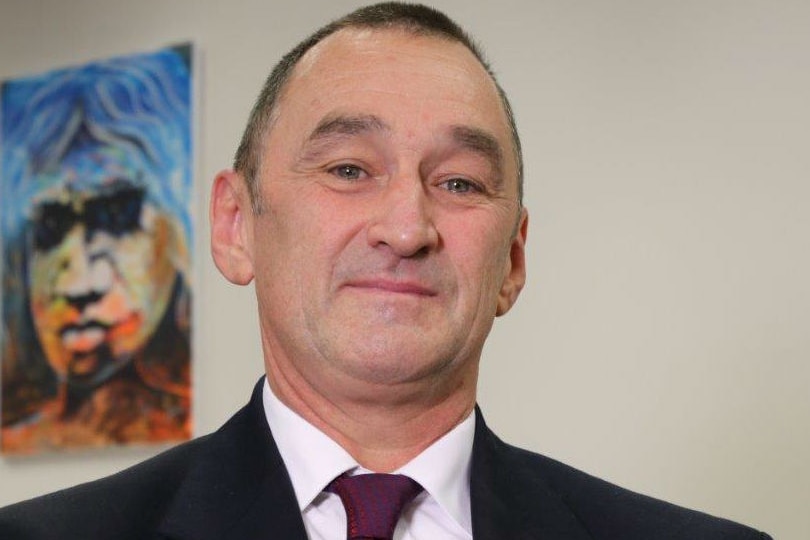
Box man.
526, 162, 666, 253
0, 48, 192, 453
0, 3, 770, 539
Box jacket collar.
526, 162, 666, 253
157, 378, 308, 540
470, 407, 593, 540
156, 379, 592, 540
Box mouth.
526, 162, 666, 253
59, 320, 110, 352
344, 279, 437, 297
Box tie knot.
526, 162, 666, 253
327, 473, 423, 540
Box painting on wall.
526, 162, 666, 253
0, 44, 193, 455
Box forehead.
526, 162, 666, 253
28, 145, 141, 206
34, 144, 140, 189
269, 27, 515, 171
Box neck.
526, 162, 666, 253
264, 352, 478, 472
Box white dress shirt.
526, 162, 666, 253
262, 379, 474, 540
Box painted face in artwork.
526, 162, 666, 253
27, 145, 179, 389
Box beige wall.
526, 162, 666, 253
1, 1, 807, 538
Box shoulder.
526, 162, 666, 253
474, 415, 771, 539
0, 435, 210, 540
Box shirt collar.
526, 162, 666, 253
261, 378, 475, 533
262, 379, 356, 510
395, 405, 475, 534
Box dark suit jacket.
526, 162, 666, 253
0, 379, 771, 539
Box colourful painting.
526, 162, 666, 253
0, 45, 193, 454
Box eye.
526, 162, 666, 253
85, 187, 145, 238
441, 177, 480, 194
330, 164, 366, 181
32, 203, 77, 251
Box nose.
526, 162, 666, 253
65, 290, 104, 312
366, 176, 439, 257
52, 226, 114, 311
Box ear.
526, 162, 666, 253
496, 208, 528, 316
210, 169, 255, 285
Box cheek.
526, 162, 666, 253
27, 249, 83, 369
108, 312, 147, 355
110, 247, 153, 311
29, 298, 68, 343
28, 257, 54, 304
145, 214, 180, 278
262, 189, 359, 281
115, 228, 172, 297
452, 224, 514, 305
105, 232, 176, 352
28, 255, 66, 325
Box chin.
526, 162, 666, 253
337, 345, 459, 387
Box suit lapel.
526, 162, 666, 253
157, 379, 308, 540
154, 385, 593, 539
470, 408, 593, 540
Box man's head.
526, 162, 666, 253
2, 48, 192, 389
211, 3, 527, 404
233, 2, 524, 213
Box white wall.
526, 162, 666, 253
1, 1, 807, 538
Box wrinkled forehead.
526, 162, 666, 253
289, 26, 503, 109
272, 27, 517, 179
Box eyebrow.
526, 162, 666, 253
450, 125, 505, 189
295, 113, 390, 165
308, 113, 390, 141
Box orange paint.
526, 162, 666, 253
108, 312, 143, 341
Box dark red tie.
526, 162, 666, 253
326, 473, 423, 540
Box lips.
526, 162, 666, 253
343, 278, 437, 296
55, 310, 144, 358
59, 320, 110, 352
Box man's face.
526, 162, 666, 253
27, 146, 178, 388
240, 29, 527, 395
